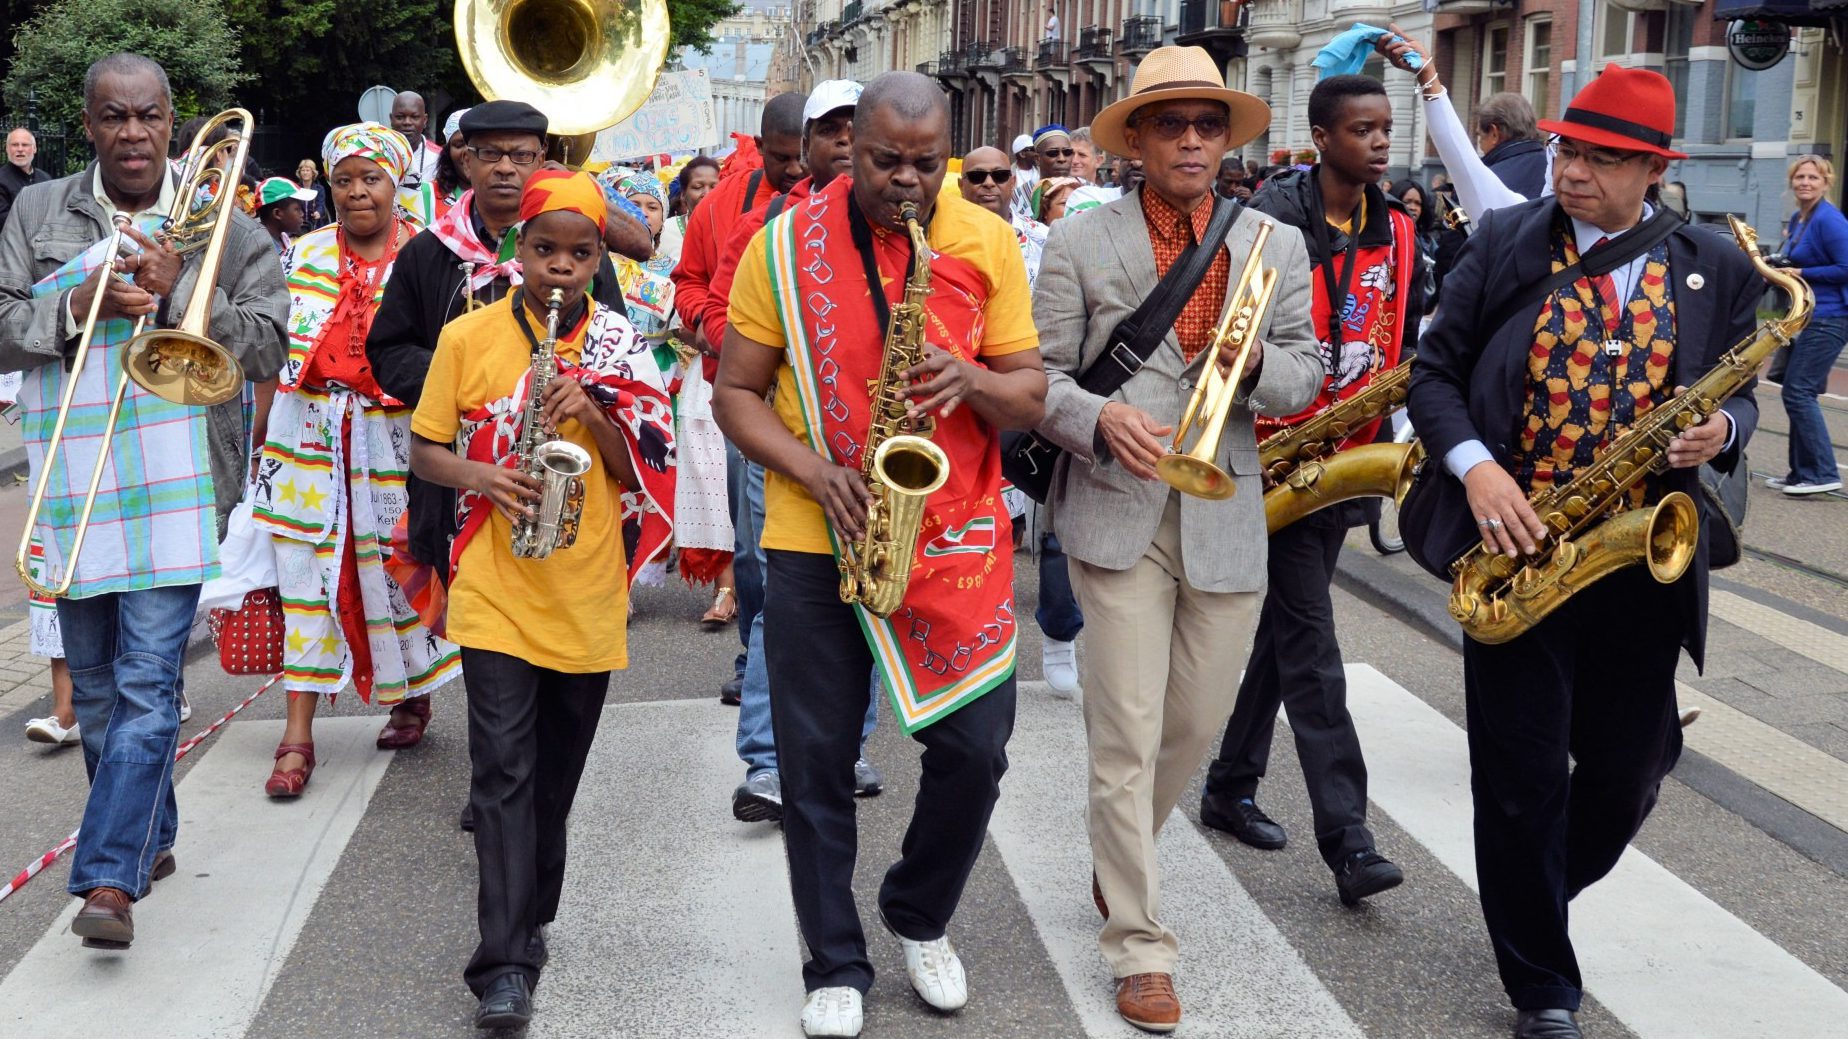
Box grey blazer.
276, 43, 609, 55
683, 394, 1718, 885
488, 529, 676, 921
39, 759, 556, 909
0, 164, 288, 524
1032, 191, 1324, 593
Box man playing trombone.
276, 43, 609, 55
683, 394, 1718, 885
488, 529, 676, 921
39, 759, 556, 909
1030, 45, 1322, 1032
0, 53, 287, 950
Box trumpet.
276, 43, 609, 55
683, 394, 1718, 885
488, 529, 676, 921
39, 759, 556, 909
15, 109, 252, 598
1157, 220, 1279, 500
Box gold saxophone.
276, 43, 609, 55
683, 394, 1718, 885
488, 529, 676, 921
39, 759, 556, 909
838, 202, 950, 618
510, 289, 593, 560
1449, 216, 1812, 644
1261, 361, 1425, 534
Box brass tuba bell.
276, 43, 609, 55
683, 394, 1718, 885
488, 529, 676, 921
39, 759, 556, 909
454, 0, 672, 136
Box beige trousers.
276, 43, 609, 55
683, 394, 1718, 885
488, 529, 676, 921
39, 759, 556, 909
1067, 494, 1260, 978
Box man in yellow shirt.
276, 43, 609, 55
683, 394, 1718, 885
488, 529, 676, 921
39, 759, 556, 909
715, 71, 1046, 1038
410, 170, 675, 1031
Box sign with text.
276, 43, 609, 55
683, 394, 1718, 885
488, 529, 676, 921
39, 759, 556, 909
1727, 20, 1788, 72
593, 69, 718, 162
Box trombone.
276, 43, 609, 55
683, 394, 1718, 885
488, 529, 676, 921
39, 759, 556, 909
15, 108, 253, 598
1157, 220, 1280, 500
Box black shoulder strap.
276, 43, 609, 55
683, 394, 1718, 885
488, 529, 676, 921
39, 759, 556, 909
742, 170, 764, 213
765, 192, 790, 224
1076, 197, 1242, 398
1480, 205, 1682, 339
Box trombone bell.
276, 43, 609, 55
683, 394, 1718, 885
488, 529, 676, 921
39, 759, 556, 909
126, 330, 245, 406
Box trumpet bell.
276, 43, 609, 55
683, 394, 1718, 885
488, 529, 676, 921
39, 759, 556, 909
1156, 453, 1236, 500
455, 0, 672, 136
125, 330, 245, 407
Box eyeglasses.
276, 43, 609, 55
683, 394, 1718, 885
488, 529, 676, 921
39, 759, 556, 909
963, 168, 1014, 185
1131, 113, 1231, 141
1038, 147, 1074, 159
467, 145, 543, 167
1548, 139, 1647, 173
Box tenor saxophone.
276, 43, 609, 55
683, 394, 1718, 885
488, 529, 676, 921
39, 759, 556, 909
1448, 216, 1812, 644
1261, 361, 1425, 534
837, 202, 950, 618
511, 288, 593, 560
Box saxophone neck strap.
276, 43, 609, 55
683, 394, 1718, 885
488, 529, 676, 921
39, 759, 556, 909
509, 286, 591, 357
1482, 205, 1683, 340
847, 192, 922, 338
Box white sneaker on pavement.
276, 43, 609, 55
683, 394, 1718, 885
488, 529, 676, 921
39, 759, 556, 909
1041, 637, 1080, 699
800, 986, 863, 1037
24, 716, 79, 746
179, 693, 192, 723
1783, 479, 1843, 496
894, 931, 968, 1011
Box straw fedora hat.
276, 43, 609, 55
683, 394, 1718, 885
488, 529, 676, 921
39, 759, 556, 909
1092, 46, 1270, 156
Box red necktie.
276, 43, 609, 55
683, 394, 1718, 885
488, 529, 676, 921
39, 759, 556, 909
1588, 236, 1622, 319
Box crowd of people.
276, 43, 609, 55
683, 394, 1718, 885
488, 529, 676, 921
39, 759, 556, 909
0, 22, 1834, 1039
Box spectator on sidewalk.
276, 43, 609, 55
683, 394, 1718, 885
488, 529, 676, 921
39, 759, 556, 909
0, 128, 52, 233
1770, 154, 1848, 496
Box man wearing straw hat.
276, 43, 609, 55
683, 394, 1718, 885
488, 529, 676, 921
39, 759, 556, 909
1031, 45, 1323, 1032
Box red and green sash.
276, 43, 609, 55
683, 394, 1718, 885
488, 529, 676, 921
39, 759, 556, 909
765, 177, 1016, 733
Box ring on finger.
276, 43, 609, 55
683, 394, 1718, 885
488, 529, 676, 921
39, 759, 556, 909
1486, 518, 1503, 530
1476, 517, 1492, 528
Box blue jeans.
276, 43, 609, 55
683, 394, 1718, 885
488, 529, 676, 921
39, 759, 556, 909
59, 583, 200, 897
1782, 314, 1848, 485
737, 461, 876, 778
728, 439, 762, 677
1036, 531, 1084, 643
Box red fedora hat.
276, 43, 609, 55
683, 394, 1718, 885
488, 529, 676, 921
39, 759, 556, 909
1537, 64, 1688, 159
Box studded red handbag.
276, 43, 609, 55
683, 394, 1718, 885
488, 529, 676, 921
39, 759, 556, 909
208, 588, 285, 676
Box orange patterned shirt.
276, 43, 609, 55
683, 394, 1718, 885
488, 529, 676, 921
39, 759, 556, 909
1141, 187, 1231, 363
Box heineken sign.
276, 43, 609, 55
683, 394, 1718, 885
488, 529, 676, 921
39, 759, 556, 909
1727, 20, 1788, 72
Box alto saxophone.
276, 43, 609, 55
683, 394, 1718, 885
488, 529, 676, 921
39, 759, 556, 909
511, 288, 594, 560
837, 202, 950, 618
1449, 215, 1813, 644
1261, 361, 1425, 533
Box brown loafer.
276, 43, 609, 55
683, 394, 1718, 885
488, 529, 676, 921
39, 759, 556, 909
152, 850, 176, 883
72, 887, 135, 949
376, 698, 431, 750
1116, 972, 1181, 1033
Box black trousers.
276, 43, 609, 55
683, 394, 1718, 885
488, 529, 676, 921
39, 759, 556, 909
461, 647, 611, 996
1463, 567, 1684, 1012
1204, 510, 1374, 869
764, 549, 1017, 994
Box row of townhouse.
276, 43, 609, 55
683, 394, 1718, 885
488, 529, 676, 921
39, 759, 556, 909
775, 0, 1844, 227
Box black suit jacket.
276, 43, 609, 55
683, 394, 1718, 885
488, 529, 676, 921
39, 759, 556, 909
1407, 198, 1763, 668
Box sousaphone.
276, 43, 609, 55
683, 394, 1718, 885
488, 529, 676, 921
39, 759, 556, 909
455, 0, 671, 144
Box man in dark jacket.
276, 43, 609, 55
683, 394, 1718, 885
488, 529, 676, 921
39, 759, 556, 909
1406, 67, 1758, 1039
0, 127, 53, 232
1476, 91, 1548, 200
1198, 74, 1422, 909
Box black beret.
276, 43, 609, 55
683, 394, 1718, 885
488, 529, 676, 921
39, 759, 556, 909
460, 100, 548, 140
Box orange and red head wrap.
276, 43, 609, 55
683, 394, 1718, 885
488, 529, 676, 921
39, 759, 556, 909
518, 169, 608, 236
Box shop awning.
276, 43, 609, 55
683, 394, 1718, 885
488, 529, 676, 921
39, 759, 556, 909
1712, 0, 1844, 24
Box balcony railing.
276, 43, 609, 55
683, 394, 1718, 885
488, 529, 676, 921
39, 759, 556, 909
968, 40, 1001, 68
1037, 39, 1067, 66
917, 59, 938, 77
1178, 0, 1248, 38
841, 0, 863, 24
1119, 14, 1162, 55
1001, 46, 1030, 74
938, 48, 968, 76
1077, 26, 1113, 60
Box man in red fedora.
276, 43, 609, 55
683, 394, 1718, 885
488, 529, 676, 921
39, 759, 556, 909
1407, 65, 1762, 1039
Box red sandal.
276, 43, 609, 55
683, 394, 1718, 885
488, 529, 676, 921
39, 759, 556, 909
376, 697, 432, 750
265, 742, 316, 799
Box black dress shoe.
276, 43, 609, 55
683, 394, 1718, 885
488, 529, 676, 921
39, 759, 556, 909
1335, 849, 1404, 907
1199, 791, 1288, 849
719, 675, 743, 706
1514, 1008, 1580, 1038
475, 972, 532, 1030
527, 930, 549, 972
460, 802, 475, 832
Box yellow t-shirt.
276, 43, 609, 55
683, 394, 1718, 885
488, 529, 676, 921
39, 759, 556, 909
410, 295, 630, 673
727, 190, 1039, 554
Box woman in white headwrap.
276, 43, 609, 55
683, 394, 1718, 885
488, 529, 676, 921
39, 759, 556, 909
251, 122, 461, 799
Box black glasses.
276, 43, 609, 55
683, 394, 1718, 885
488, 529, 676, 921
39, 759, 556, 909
467, 145, 543, 167
1132, 113, 1231, 141
1038, 147, 1075, 159
963, 168, 1014, 185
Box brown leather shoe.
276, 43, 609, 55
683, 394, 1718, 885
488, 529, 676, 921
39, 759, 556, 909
1092, 872, 1109, 920
1116, 972, 1181, 1033
152, 850, 176, 883
72, 887, 134, 949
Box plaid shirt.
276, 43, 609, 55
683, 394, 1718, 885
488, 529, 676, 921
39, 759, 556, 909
1142, 187, 1230, 363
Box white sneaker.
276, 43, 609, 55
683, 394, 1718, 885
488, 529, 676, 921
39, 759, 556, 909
894, 932, 968, 1011
24, 716, 79, 746
178, 693, 192, 723
1763, 475, 1791, 489
800, 986, 863, 1037
1783, 479, 1843, 496
1041, 638, 1080, 699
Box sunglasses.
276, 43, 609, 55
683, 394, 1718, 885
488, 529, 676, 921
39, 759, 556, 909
1038, 147, 1075, 159
1132, 113, 1231, 141
963, 168, 1014, 185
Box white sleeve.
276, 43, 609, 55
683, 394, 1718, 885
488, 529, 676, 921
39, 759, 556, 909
1424, 93, 1526, 223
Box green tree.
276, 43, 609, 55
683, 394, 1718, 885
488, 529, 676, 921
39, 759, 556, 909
3, 0, 246, 135
669, 0, 743, 53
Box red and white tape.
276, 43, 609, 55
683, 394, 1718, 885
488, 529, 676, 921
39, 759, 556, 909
0, 673, 283, 904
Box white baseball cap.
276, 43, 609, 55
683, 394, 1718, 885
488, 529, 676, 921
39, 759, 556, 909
1012, 133, 1034, 154
804, 80, 863, 126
